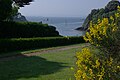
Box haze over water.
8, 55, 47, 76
26, 17, 85, 36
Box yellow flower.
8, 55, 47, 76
117, 6, 120, 12
117, 66, 120, 69
110, 16, 114, 20
82, 73, 87, 79
98, 75, 103, 80
115, 13, 119, 18
95, 59, 100, 68
89, 68, 93, 75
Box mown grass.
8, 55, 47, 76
0, 44, 87, 80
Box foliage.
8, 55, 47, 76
77, 0, 120, 31
9, 5, 19, 20
0, 36, 85, 53
105, 0, 120, 12
13, 0, 33, 7
0, 0, 12, 21
0, 0, 33, 21
83, 6, 120, 57
75, 6, 120, 80
0, 21, 59, 38
84, 10, 120, 56
75, 48, 120, 80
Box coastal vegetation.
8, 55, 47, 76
75, 5, 120, 80
76, 0, 120, 31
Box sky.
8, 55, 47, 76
19, 0, 111, 17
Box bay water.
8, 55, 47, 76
26, 16, 85, 36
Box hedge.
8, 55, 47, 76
0, 21, 59, 38
0, 36, 85, 53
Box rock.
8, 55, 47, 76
13, 13, 27, 22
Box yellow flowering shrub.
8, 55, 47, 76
84, 17, 119, 54
75, 48, 120, 80
84, 6, 120, 56
75, 6, 120, 80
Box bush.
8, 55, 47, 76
0, 21, 59, 38
84, 15, 120, 56
75, 6, 120, 80
75, 47, 120, 80
79, 0, 120, 31
0, 36, 85, 53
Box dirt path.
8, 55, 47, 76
0, 44, 89, 62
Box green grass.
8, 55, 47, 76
0, 44, 87, 80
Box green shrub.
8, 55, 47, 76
0, 21, 59, 38
0, 36, 85, 53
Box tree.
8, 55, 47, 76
13, 0, 33, 7
0, 0, 12, 21
0, 0, 33, 21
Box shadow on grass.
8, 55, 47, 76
0, 55, 68, 80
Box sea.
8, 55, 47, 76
26, 16, 85, 36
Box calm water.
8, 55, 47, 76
26, 16, 85, 36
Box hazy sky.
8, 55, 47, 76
19, 0, 111, 17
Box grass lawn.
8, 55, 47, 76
0, 44, 87, 80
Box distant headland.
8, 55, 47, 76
76, 0, 120, 31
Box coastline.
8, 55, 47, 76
26, 16, 85, 36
